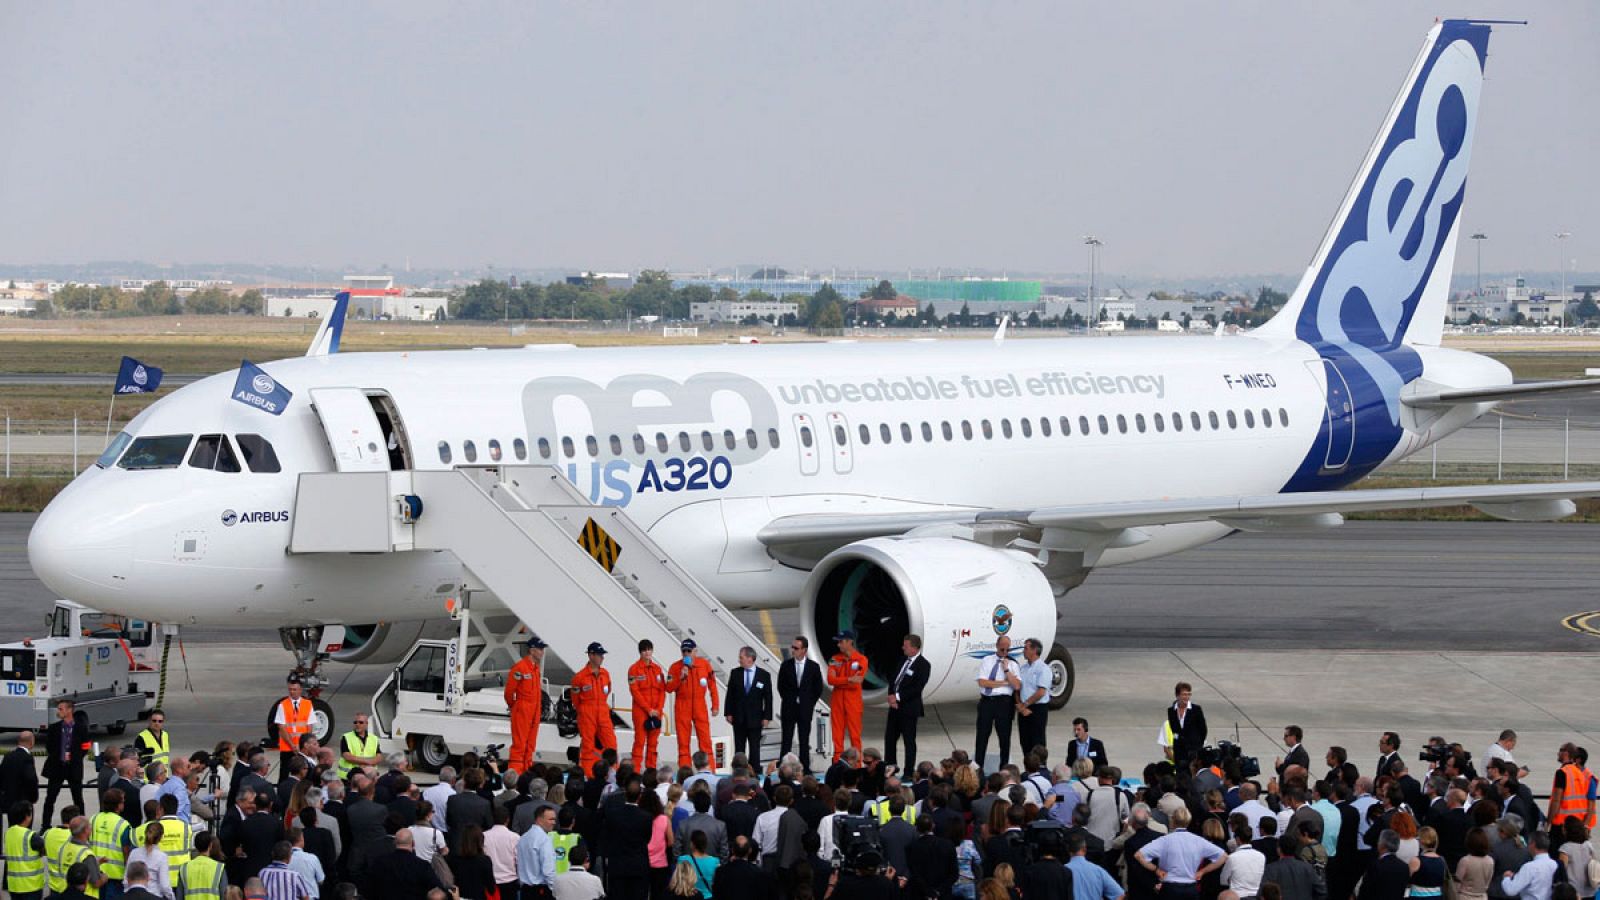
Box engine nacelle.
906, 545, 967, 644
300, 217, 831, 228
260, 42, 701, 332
800, 537, 1058, 706
328, 620, 456, 665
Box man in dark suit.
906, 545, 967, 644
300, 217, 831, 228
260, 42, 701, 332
602, 780, 653, 899
1375, 732, 1402, 782
41, 699, 89, 829
767, 784, 808, 874
677, 789, 728, 858
275, 754, 306, 814
1432, 788, 1473, 868
723, 646, 773, 768
1358, 831, 1412, 900
0, 730, 39, 824
905, 813, 959, 899
1167, 682, 1207, 767
777, 636, 824, 774
1065, 718, 1110, 772
718, 780, 761, 843
878, 797, 918, 872
1277, 725, 1311, 780
883, 634, 931, 775
1330, 782, 1365, 900
712, 835, 774, 899
367, 828, 442, 899
238, 789, 286, 882
445, 767, 493, 852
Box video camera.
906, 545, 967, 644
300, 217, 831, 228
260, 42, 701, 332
1021, 820, 1071, 863
1199, 740, 1261, 779
832, 816, 885, 871
1418, 737, 1468, 769
481, 743, 505, 766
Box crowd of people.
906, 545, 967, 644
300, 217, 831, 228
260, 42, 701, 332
0, 652, 1595, 900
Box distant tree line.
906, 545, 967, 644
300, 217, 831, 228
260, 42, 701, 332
40, 283, 263, 318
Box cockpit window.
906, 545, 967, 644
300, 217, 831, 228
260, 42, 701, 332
117, 434, 194, 470
97, 432, 133, 468
234, 434, 282, 473
188, 434, 241, 473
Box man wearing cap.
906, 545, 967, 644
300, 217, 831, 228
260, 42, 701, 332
627, 639, 667, 770
666, 639, 719, 769
827, 631, 868, 763
570, 643, 616, 773
506, 635, 547, 773
273, 675, 315, 775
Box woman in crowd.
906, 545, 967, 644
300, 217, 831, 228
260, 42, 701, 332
1455, 827, 1496, 900
1408, 826, 1448, 900
1558, 820, 1599, 900
677, 828, 717, 899
1392, 810, 1421, 863
954, 817, 983, 899
127, 820, 175, 899
447, 824, 496, 900
412, 800, 446, 862
641, 787, 674, 899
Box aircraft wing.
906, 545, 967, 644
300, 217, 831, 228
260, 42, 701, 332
1403, 379, 1600, 408
757, 481, 1600, 564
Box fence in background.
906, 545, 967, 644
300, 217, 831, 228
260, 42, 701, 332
5, 409, 1600, 482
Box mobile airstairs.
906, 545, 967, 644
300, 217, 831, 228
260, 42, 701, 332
287, 465, 823, 773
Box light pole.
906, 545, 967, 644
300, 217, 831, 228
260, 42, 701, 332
1083, 235, 1102, 330
1470, 233, 1487, 295
1556, 231, 1572, 302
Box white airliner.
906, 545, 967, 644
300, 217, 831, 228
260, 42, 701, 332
26, 18, 1600, 712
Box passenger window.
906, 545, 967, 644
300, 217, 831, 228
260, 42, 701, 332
679, 432, 692, 452
768, 428, 781, 448
833, 425, 847, 446
1154, 413, 1164, 433
961, 421, 973, 440
189, 434, 241, 473
1098, 415, 1109, 435
901, 423, 913, 443
585, 436, 599, 457
559, 437, 573, 459
537, 438, 552, 459
1001, 419, 1014, 439
1279, 408, 1290, 427
858, 424, 871, 445
1040, 417, 1052, 437
723, 430, 737, 451
1244, 409, 1255, 428
1191, 412, 1203, 431
1019, 418, 1031, 438
1227, 410, 1238, 429
1135, 414, 1146, 433
880, 424, 893, 444
489, 439, 503, 462
1171, 413, 1183, 433
980, 420, 993, 440
701, 431, 714, 452
1079, 416, 1090, 436
920, 423, 932, 442
1261, 408, 1272, 429
438, 441, 452, 464
464, 440, 479, 462
1208, 411, 1220, 430
1116, 415, 1127, 434
941, 422, 953, 441
610, 435, 624, 455
514, 438, 528, 461
97, 431, 133, 468
657, 433, 670, 453
633, 434, 647, 454
118, 434, 194, 470
800, 427, 813, 448
745, 429, 758, 450
235, 434, 282, 473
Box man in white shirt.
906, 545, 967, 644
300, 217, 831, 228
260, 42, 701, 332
1221, 819, 1265, 898
482, 805, 522, 899
552, 843, 606, 900
1485, 730, 1530, 778
1232, 783, 1276, 840
973, 635, 1021, 770
1014, 638, 1052, 760
422, 766, 457, 833
1501, 832, 1558, 900
753, 795, 786, 857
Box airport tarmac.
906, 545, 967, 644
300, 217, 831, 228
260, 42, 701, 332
2, 511, 1598, 800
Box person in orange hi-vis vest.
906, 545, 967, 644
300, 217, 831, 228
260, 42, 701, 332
666, 639, 719, 769
274, 674, 315, 773
571, 642, 617, 774
504, 635, 547, 773
827, 630, 868, 762
1548, 742, 1598, 830
628, 638, 668, 770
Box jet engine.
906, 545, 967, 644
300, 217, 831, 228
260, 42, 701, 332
800, 537, 1074, 709
328, 620, 456, 665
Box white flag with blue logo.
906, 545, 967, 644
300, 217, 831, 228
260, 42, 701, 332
231, 360, 293, 415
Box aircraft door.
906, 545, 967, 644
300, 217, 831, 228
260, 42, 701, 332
309, 387, 392, 472
793, 413, 819, 476
825, 411, 854, 474
1313, 359, 1356, 472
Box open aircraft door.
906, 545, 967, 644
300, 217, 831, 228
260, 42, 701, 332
310, 388, 392, 472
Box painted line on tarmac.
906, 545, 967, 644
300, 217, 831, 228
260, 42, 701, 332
1560, 611, 1600, 637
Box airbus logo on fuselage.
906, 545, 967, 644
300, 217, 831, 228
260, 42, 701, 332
221, 509, 290, 526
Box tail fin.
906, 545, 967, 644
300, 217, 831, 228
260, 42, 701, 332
1260, 19, 1496, 351
306, 292, 350, 357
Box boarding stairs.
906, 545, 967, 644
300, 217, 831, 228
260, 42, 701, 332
287, 465, 810, 768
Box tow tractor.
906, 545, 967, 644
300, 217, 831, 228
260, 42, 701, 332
0, 600, 176, 734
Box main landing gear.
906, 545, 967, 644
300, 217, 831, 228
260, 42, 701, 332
270, 625, 338, 747
1046, 642, 1076, 710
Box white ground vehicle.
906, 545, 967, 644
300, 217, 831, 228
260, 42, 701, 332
0, 600, 174, 734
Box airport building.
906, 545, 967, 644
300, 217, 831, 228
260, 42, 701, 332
671, 275, 877, 299
264, 275, 442, 321
688, 296, 802, 322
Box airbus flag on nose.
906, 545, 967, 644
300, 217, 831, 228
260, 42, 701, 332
231, 360, 293, 415
114, 356, 163, 395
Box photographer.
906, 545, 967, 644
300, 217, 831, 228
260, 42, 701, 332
1018, 825, 1075, 900
825, 845, 902, 899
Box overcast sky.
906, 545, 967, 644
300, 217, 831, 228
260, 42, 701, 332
1, 2, 1594, 280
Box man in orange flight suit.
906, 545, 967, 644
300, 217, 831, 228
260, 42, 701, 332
628, 638, 667, 770
666, 638, 718, 769
827, 630, 868, 763
570, 642, 617, 774
504, 635, 546, 773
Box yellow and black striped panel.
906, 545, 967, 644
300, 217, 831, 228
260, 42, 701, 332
578, 517, 622, 572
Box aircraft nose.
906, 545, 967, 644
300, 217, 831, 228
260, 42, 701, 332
27, 484, 131, 603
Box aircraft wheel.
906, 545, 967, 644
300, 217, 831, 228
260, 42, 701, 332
1046, 643, 1076, 710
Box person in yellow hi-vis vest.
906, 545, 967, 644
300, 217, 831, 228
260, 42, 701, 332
58, 815, 109, 897
177, 832, 229, 900
89, 788, 133, 888
42, 805, 77, 895
135, 709, 172, 768
151, 794, 193, 889
4, 802, 47, 900
337, 713, 382, 779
